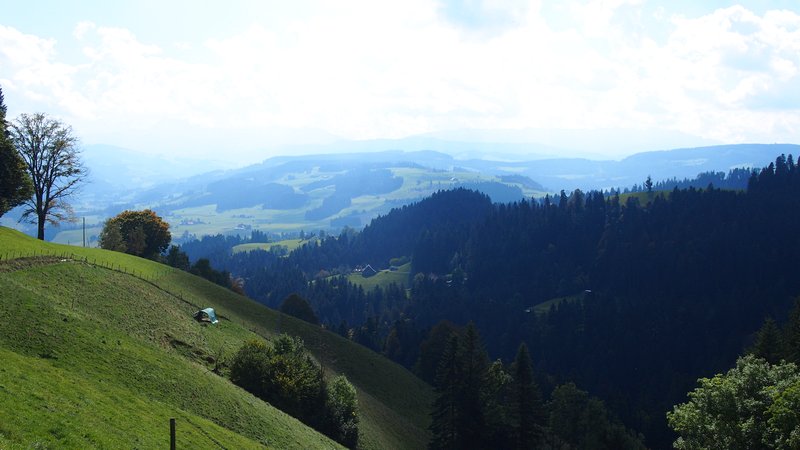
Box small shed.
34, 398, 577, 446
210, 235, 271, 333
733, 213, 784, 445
193, 308, 219, 324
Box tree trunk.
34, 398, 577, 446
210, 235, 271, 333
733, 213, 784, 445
37, 213, 45, 240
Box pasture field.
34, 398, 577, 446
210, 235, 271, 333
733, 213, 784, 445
346, 263, 413, 291
0, 227, 433, 450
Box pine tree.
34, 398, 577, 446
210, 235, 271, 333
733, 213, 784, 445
483, 359, 513, 448
429, 335, 461, 450
750, 317, 783, 364
457, 323, 489, 449
0, 85, 33, 218
785, 298, 800, 364
510, 343, 544, 449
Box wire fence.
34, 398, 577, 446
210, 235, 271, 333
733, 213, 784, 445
0, 248, 178, 288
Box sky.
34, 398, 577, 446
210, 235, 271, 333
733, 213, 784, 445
1, 0, 799, 163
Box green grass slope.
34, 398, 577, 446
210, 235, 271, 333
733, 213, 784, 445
345, 263, 412, 291
0, 227, 433, 450
232, 239, 306, 255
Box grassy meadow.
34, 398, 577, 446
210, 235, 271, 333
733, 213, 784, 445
345, 263, 413, 291
0, 227, 433, 450
232, 239, 306, 255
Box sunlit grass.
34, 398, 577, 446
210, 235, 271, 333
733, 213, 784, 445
346, 263, 412, 291
0, 226, 433, 450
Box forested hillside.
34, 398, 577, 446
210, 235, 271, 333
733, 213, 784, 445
181, 154, 800, 447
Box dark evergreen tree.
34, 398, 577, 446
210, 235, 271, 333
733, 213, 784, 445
483, 359, 513, 449
429, 335, 462, 450
509, 343, 544, 449
750, 317, 783, 364
457, 323, 489, 449
0, 85, 32, 218
280, 293, 320, 325
416, 320, 461, 384
785, 298, 800, 364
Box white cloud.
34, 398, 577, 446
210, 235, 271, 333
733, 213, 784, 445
0, 1, 798, 160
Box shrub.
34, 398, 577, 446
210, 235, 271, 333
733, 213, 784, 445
229, 334, 359, 447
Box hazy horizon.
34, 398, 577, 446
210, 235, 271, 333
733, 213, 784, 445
2, 1, 799, 165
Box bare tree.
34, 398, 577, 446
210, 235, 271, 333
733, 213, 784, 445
10, 113, 87, 240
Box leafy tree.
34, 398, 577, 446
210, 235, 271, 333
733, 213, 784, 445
9, 113, 87, 240
668, 355, 800, 450
229, 335, 323, 418
548, 383, 645, 450
164, 245, 190, 270
0, 86, 33, 218
97, 221, 126, 252
280, 293, 319, 325
324, 375, 359, 448
190, 258, 230, 287
509, 343, 544, 449
101, 209, 171, 258
766, 380, 800, 450
266, 335, 325, 421
127, 225, 147, 255
229, 334, 360, 446
645, 175, 653, 193
229, 339, 270, 399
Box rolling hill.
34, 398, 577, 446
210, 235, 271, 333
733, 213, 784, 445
0, 227, 433, 449
6, 143, 795, 244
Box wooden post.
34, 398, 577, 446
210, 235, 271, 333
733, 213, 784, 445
170, 418, 176, 450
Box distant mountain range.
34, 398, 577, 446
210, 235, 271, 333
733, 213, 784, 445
3, 142, 798, 242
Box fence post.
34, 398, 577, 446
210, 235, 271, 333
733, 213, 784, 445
170, 418, 176, 450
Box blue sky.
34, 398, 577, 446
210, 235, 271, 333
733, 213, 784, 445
1, 0, 799, 162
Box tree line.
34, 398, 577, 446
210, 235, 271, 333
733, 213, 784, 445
179, 156, 800, 447
667, 297, 800, 449
427, 322, 645, 449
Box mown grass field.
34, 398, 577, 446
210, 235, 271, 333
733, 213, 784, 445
346, 263, 413, 291
0, 227, 433, 450
232, 239, 306, 255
